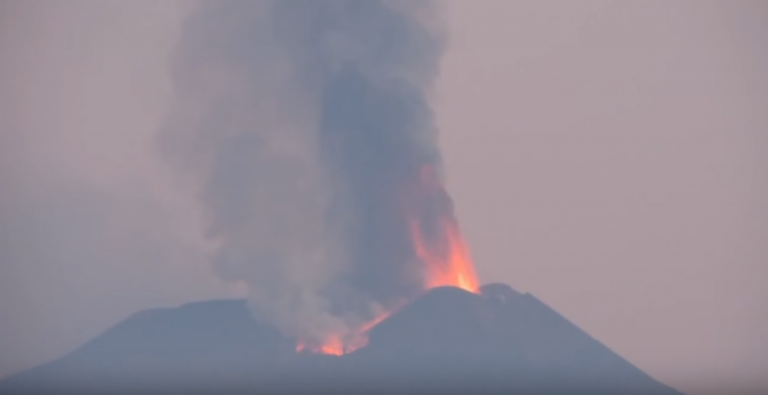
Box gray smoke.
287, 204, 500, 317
160, 0, 445, 348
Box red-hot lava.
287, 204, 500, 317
295, 313, 391, 356
408, 164, 479, 293
296, 338, 344, 356
295, 164, 479, 356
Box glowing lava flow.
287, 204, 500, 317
296, 338, 344, 356
295, 164, 479, 356
295, 312, 392, 356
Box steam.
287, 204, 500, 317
160, 0, 445, 347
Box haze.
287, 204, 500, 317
1, 1, 766, 394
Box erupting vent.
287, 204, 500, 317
297, 165, 480, 356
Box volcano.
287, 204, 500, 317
0, 284, 684, 395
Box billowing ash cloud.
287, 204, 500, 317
159, 0, 445, 347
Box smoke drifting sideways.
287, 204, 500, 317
159, 0, 454, 351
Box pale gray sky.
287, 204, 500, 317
0, 1, 766, 394
437, 2, 768, 393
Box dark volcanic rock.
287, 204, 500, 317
0, 285, 684, 395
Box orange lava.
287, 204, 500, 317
410, 214, 479, 293
296, 337, 344, 356
295, 163, 479, 356
295, 311, 394, 356
409, 164, 479, 293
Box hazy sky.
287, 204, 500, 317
1, 1, 766, 394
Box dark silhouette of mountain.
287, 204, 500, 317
0, 284, 684, 395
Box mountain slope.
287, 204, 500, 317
0, 284, 684, 394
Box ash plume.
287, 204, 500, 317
160, 0, 447, 348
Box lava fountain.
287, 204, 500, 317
408, 165, 479, 294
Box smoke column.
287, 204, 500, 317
160, 0, 473, 351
